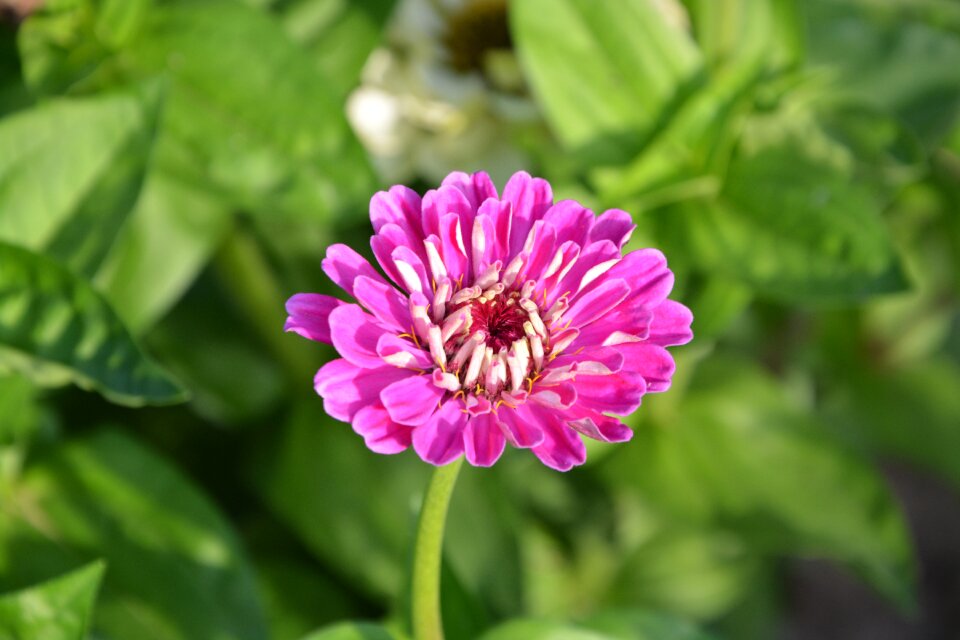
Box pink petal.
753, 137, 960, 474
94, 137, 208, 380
370, 185, 423, 238
390, 245, 430, 294
544, 347, 624, 384
530, 381, 577, 409
564, 278, 631, 329
439, 213, 469, 283
617, 343, 677, 392
463, 414, 506, 467
412, 398, 467, 465
503, 171, 553, 257
563, 407, 634, 443
573, 370, 647, 415
380, 374, 445, 426
352, 402, 412, 454
322, 244, 385, 297
522, 403, 587, 472
542, 200, 594, 247
570, 304, 653, 350
481, 197, 512, 262
376, 334, 433, 370
590, 209, 636, 248
353, 276, 410, 332
329, 304, 391, 368
647, 299, 694, 347
550, 240, 620, 306
604, 248, 674, 309
518, 221, 557, 283
441, 171, 499, 210
314, 359, 413, 422
284, 293, 343, 344
495, 405, 544, 448
371, 223, 424, 290
422, 185, 474, 242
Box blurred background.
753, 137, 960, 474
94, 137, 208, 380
0, 0, 959, 638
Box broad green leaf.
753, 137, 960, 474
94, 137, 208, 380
511, 0, 702, 163
0, 375, 39, 446
607, 358, 915, 608
0, 242, 185, 406
0, 561, 104, 640
299, 622, 402, 640
279, 0, 395, 100
806, 0, 960, 147
94, 166, 233, 334
0, 429, 268, 640
691, 0, 803, 72
682, 132, 908, 302
826, 359, 960, 490
583, 609, 719, 640
479, 619, 613, 640
0, 82, 160, 254
125, 0, 374, 220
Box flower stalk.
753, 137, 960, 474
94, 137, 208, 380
411, 457, 464, 640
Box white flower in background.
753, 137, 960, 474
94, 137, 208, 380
347, 0, 690, 185
347, 0, 540, 185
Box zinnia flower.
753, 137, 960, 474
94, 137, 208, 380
285, 171, 692, 471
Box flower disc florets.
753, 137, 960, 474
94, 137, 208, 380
285, 171, 693, 471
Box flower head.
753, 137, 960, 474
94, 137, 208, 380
285, 171, 692, 471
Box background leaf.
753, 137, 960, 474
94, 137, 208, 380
0, 561, 104, 640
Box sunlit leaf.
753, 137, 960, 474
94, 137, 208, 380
512, 0, 702, 163
0, 242, 185, 406
0, 82, 161, 255
298, 621, 402, 640
478, 619, 613, 640
583, 609, 719, 640
0, 561, 104, 640
0, 429, 268, 640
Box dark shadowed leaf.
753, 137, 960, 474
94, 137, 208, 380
298, 621, 402, 640
583, 609, 719, 640
0, 429, 268, 640
0, 561, 104, 640
608, 358, 915, 609
0, 242, 185, 406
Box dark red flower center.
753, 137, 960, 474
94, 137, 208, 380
468, 293, 528, 351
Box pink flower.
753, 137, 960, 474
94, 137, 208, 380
285, 171, 692, 471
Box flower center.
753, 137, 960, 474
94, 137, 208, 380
467, 291, 527, 350
442, 0, 512, 75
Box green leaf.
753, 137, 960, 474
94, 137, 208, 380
125, 0, 374, 219
583, 609, 719, 640
690, 0, 803, 72
93, 165, 233, 334
479, 619, 613, 640
0, 374, 40, 446
0, 242, 185, 406
0, 82, 161, 255
682, 132, 909, 302
298, 621, 402, 640
511, 0, 702, 163
0, 429, 268, 640
608, 358, 916, 609
0, 561, 105, 640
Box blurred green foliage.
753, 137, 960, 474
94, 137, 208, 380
0, 0, 958, 638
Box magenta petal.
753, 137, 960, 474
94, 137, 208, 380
564, 407, 634, 443
413, 398, 467, 465
542, 200, 594, 247
503, 171, 553, 257
370, 185, 423, 238
481, 197, 513, 262
314, 359, 413, 422
647, 299, 694, 347
590, 209, 636, 248
328, 304, 391, 368
381, 374, 445, 426
422, 185, 474, 241
564, 278, 631, 329
352, 402, 412, 454
495, 405, 544, 448
618, 343, 677, 392
391, 245, 430, 294
552, 240, 620, 303
376, 334, 433, 370
441, 171, 499, 210
523, 403, 587, 472
518, 221, 557, 283
353, 276, 410, 332
284, 293, 343, 344
574, 371, 647, 415
439, 213, 469, 282
322, 244, 385, 297
463, 414, 506, 467
606, 248, 674, 309
530, 381, 577, 409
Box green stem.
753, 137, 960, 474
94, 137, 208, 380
411, 457, 464, 640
